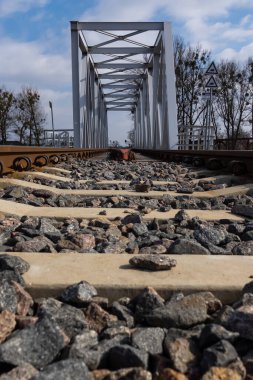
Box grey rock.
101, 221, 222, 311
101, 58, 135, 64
107, 345, 148, 370
132, 327, 165, 354
167, 238, 210, 255
201, 339, 238, 372
67, 330, 98, 360
242, 280, 253, 295
59, 281, 97, 305
241, 230, 253, 241
145, 293, 215, 328
132, 223, 148, 237
4, 187, 28, 199
174, 210, 190, 222
227, 223, 245, 235
227, 304, 253, 340
194, 225, 227, 246
37, 298, 87, 339
0, 281, 18, 313
232, 204, 253, 218
138, 245, 167, 255
111, 301, 134, 328
129, 255, 177, 271
0, 270, 25, 286
0, 316, 67, 368
199, 323, 239, 348
121, 214, 142, 225
31, 359, 91, 380
232, 241, 253, 255
32, 189, 54, 199
101, 325, 131, 340
14, 237, 52, 253
0, 254, 30, 274
131, 287, 165, 323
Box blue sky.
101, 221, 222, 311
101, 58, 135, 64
0, 0, 253, 144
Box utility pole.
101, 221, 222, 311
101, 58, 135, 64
49, 101, 55, 146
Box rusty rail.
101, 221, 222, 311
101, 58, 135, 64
133, 149, 253, 175
0, 146, 109, 175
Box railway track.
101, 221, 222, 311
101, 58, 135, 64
0, 148, 253, 378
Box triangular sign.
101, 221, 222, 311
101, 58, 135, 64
205, 61, 218, 75
205, 75, 218, 88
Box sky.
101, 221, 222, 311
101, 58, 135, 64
0, 0, 253, 145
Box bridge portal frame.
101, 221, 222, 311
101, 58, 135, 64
70, 21, 177, 149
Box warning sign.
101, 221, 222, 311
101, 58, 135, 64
205, 75, 218, 88
205, 62, 218, 75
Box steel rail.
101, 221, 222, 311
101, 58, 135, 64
0, 146, 109, 175
133, 149, 253, 175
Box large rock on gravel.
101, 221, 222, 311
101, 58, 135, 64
0, 254, 30, 274
59, 281, 97, 305
167, 238, 210, 255
129, 255, 177, 271
31, 359, 92, 380
201, 339, 238, 372
0, 316, 67, 368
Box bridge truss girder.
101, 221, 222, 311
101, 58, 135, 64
70, 21, 177, 149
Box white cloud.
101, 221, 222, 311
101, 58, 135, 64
0, 0, 49, 17
0, 37, 70, 89
219, 42, 253, 61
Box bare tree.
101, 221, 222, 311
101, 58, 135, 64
0, 88, 15, 144
14, 87, 46, 145
174, 36, 211, 127
213, 61, 252, 149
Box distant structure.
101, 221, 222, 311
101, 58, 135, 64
70, 21, 177, 149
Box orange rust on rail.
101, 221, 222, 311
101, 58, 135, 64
0, 146, 109, 175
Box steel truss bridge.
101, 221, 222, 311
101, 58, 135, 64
70, 21, 177, 149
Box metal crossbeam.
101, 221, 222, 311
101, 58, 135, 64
106, 101, 136, 106
76, 22, 164, 31
107, 108, 133, 111
89, 47, 154, 54
102, 84, 138, 89
98, 74, 141, 80
95, 63, 146, 69
104, 94, 137, 98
